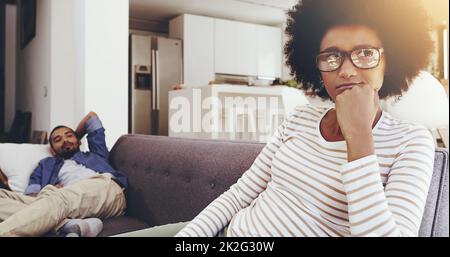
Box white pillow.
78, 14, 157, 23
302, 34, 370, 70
0, 143, 52, 194
381, 71, 449, 129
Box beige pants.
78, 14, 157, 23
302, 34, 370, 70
0, 173, 126, 237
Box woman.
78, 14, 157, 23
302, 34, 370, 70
122, 0, 436, 237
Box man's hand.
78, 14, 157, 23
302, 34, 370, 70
75, 111, 98, 139
335, 84, 381, 161
29, 193, 38, 197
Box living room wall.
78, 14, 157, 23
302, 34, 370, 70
74, 0, 129, 149
4, 4, 16, 132
16, 0, 51, 133
16, 0, 129, 149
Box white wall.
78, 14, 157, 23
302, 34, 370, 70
17, 0, 51, 132
16, 0, 129, 149
75, 0, 129, 149
5, 4, 16, 131
49, 0, 76, 130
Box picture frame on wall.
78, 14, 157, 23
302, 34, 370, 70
31, 130, 47, 145
20, 0, 36, 49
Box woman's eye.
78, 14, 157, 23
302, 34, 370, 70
357, 49, 374, 58
326, 53, 340, 61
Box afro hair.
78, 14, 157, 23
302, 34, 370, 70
284, 0, 435, 100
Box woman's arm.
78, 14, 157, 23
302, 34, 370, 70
335, 84, 435, 236
335, 84, 380, 162
175, 120, 287, 237
340, 127, 434, 236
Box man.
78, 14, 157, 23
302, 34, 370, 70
0, 112, 127, 237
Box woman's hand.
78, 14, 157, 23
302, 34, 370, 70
335, 84, 381, 161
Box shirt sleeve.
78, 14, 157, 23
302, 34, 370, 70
25, 161, 44, 195
175, 119, 287, 237
340, 126, 435, 236
85, 116, 109, 160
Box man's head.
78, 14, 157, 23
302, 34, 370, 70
49, 126, 81, 159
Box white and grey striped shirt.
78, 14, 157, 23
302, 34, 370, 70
176, 104, 435, 237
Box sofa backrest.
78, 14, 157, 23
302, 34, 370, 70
420, 149, 448, 237
110, 135, 449, 237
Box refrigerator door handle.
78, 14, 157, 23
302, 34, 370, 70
155, 50, 160, 110
151, 49, 156, 110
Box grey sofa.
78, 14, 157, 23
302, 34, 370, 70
98, 135, 449, 237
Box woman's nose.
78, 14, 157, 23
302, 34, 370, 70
338, 57, 357, 79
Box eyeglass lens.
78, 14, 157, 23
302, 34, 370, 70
317, 48, 381, 72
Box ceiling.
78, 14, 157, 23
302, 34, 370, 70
129, 0, 298, 26
130, 0, 449, 28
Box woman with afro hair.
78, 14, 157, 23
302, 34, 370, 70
121, 0, 437, 237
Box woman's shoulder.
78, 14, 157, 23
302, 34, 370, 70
288, 104, 330, 120
380, 112, 434, 147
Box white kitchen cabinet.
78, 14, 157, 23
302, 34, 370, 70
257, 26, 282, 78
235, 21, 258, 76
170, 14, 283, 87
215, 19, 258, 76
214, 19, 236, 75
169, 14, 215, 88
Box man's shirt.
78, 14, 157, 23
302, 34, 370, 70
57, 160, 99, 187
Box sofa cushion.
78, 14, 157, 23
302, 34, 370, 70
98, 216, 149, 237
0, 143, 52, 193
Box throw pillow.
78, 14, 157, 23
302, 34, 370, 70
0, 143, 52, 193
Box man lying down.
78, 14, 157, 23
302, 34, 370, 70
0, 112, 128, 237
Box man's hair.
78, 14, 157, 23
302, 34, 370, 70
284, 0, 434, 100
49, 125, 78, 146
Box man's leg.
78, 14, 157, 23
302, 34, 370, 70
61, 218, 104, 237
0, 189, 35, 222
0, 174, 125, 237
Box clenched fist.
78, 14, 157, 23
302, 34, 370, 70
335, 84, 380, 141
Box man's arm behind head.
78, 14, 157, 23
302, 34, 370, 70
75, 112, 98, 140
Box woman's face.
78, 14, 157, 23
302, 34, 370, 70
319, 25, 386, 101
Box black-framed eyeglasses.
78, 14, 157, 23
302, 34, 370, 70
316, 47, 384, 72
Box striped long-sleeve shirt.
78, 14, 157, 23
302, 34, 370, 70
176, 104, 435, 237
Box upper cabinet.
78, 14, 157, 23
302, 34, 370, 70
256, 25, 282, 78
170, 14, 282, 86
169, 14, 215, 87
215, 19, 258, 76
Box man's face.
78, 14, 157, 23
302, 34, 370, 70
50, 127, 81, 159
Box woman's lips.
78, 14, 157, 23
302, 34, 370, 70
335, 83, 363, 93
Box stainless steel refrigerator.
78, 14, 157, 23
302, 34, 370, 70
130, 34, 182, 136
